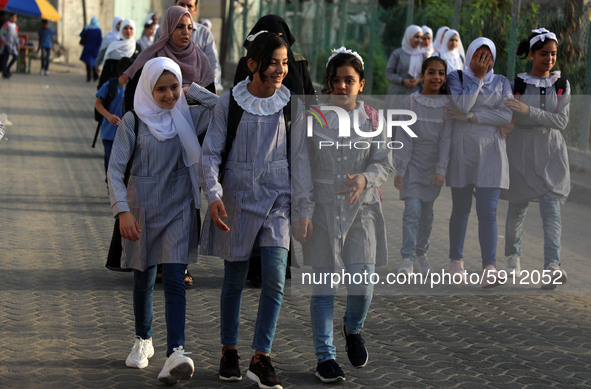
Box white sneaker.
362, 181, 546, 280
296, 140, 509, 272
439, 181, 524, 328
415, 255, 432, 276
158, 346, 194, 385
125, 337, 154, 369
505, 254, 521, 276
44, 70, 49, 76
541, 262, 567, 290
397, 258, 414, 275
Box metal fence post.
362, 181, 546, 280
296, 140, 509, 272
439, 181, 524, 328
406, 0, 414, 27
365, 0, 378, 95
453, 0, 461, 30
580, 15, 591, 151
507, 0, 521, 82
339, 0, 349, 47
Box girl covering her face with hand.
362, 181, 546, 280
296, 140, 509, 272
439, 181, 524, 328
291, 47, 392, 383
445, 37, 513, 288
199, 31, 290, 389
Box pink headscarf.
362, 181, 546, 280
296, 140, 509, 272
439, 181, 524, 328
124, 6, 214, 87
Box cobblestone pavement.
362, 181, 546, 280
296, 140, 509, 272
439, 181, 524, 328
1, 70, 591, 388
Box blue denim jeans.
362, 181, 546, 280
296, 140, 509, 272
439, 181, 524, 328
220, 247, 287, 354
310, 264, 375, 362
401, 197, 434, 260
41, 47, 51, 71
133, 263, 187, 356
449, 186, 500, 268
505, 194, 562, 268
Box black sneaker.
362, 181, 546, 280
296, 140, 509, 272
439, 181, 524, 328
343, 326, 368, 368
315, 359, 345, 383
246, 355, 282, 389
219, 348, 242, 381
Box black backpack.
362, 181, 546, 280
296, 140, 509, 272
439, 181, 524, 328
218, 90, 291, 180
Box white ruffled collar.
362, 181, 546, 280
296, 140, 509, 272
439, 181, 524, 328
411, 91, 448, 108
517, 71, 561, 88
232, 79, 291, 116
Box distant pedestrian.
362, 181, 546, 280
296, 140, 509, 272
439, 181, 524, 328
96, 16, 122, 69
502, 28, 570, 289
445, 37, 513, 288
200, 32, 290, 388
386, 25, 426, 95
137, 20, 156, 51
1, 13, 19, 79
80, 17, 102, 82
94, 57, 132, 178
38, 19, 55, 76
394, 56, 452, 277
107, 56, 212, 385
292, 47, 392, 383
432, 29, 465, 74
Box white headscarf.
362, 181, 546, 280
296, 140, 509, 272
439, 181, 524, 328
104, 16, 123, 42
437, 29, 465, 73
134, 57, 200, 169
464, 37, 497, 85
421, 25, 434, 57
433, 26, 449, 51
401, 25, 424, 79
103, 19, 136, 64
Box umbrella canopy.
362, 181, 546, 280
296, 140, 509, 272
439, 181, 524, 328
2, 0, 61, 22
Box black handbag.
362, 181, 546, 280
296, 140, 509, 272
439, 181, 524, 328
105, 111, 139, 271
79, 30, 87, 46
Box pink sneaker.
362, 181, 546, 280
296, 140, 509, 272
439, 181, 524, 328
449, 259, 466, 282
481, 265, 500, 288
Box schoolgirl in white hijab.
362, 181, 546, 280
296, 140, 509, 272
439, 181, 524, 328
434, 29, 465, 73
463, 37, 497, 84
134, 57, 201, 184
421, 25, 434, 57
433, 26, 449, 52
402, 25, 424, 79
103, 19, 137, 64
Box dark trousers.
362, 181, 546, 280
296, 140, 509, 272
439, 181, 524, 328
1, 47, 17, 77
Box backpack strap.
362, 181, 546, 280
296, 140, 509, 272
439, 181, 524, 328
219, 89, 244, 178
123, 110, 139, 186
513, 76, 527, 100
554, 77, 567, 98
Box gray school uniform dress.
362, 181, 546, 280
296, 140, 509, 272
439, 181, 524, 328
394, 91, 452, 201
385, 48, 426, 95
503, 72, 571, 204
291, 102, 392, 270
108, 84, 217, 271
446, 70, 513, 189
199, 80, 291, 262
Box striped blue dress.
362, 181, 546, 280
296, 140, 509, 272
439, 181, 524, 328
199, 81, 291, 262
107, 84, 217, 271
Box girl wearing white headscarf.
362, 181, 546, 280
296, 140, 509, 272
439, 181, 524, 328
108, 56, 218, 385
97, 16, 123, 66
433, 26, 449, 52
103, 19, 138, 65
385, 25, 426, 95
421, 25, 434, 57
433, 29, 465, 73
445, 37, 513, 288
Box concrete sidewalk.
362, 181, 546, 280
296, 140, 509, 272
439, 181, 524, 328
1, 70, 591, 388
